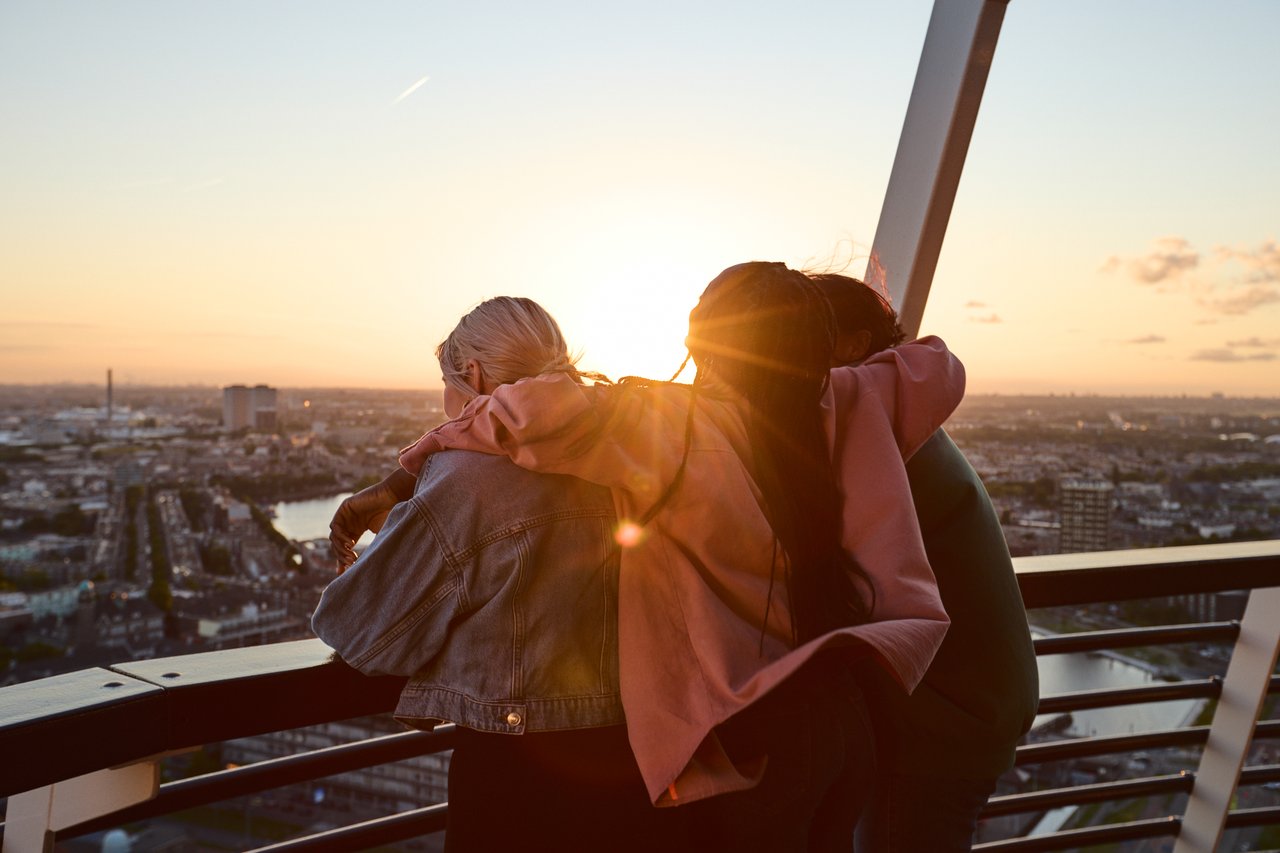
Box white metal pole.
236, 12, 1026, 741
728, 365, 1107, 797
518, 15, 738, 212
867, 0, 1009, 338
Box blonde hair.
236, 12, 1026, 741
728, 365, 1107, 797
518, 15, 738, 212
436, 296, 584, 400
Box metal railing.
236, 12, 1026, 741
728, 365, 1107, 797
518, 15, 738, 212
1, 540, 1278, 852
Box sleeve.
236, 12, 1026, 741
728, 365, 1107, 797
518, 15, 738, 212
311, 463, 462, 676
400, 373, 690, 496
834, 335, 965, 460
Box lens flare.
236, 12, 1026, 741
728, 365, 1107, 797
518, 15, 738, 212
614, 521, 645, 549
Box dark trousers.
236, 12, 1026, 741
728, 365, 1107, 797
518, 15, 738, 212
445, 724, 690, 853
855, 770, 998, 852
681, 657, 875, 852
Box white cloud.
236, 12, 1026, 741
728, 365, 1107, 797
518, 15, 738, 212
1196, 286, 1280, 316
1104, 237, 1199, 284
1226, 336, 1280, 348
1216, 239, 1280, 284
1190, 349, 1277, 363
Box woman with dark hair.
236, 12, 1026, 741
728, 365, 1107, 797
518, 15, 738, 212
810, 273, 906, 364
339, 262, 964, 848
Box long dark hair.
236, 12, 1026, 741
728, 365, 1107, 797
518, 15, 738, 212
682, 261, 873, 643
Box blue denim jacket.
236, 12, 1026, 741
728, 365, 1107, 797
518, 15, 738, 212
312, 450, 624, 734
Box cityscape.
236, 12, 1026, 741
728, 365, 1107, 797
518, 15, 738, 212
1, 378, 1278, 848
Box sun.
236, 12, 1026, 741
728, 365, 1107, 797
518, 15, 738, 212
521, 194, 750, 384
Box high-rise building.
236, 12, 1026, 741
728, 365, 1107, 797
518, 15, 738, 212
223, 384, 278, 431
1059, 479, 1114, 553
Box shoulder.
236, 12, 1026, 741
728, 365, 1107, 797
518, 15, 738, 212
415, 449, 613, 519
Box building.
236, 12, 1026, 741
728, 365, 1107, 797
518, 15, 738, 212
223, 385, 278, 431
1059, 479, 1114, 553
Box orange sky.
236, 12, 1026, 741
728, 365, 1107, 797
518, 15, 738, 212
2, 2, 1277, 396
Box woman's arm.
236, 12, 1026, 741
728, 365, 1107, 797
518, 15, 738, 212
398, 373, 691, 496
313, 477, 459, 676
830, 335, 965, 459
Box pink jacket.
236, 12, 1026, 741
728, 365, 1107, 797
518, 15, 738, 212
400, 336, 965, 805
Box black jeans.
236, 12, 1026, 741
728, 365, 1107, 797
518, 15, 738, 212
445, 724, 690, 853
681, 657, 875, 852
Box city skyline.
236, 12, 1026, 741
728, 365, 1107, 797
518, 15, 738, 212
2, 1, 1278, 395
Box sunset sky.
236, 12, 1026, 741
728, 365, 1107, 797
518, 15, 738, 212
2, 1, 1277, 396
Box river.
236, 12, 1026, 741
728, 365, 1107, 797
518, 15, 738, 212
271, 493, 375, 550
275, 494, 1205, 740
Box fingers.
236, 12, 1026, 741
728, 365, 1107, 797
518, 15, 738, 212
329, 528, 358, 574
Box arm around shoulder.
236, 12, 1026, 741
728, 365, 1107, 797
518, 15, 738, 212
834, 336, 966, 459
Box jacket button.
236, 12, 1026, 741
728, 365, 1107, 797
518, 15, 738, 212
506, 712, 522, 726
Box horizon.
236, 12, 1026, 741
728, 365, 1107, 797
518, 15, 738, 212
4, 377, 1280, 404
3, 2, 1278, 396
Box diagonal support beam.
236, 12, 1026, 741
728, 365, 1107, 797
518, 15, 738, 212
1173, 586, 1280, 853
868, 0, 1009, 338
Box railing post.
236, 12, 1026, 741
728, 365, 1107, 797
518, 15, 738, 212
2, 761, 159, 853
867, 0, 1009, 338
1173, 586, 1280, 853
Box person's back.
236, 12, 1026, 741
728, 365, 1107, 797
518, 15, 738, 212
813, 274, 1038, 851
317, 451, 622, 724
857, 429, 1038, 850
315, 450, 691, 851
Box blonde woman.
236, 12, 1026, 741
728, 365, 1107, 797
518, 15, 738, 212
328, 296, 602, 557
317, 297, 687, 852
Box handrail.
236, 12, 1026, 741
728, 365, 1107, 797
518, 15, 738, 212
0, 640, 406, 799
1, 540, 1278, 849
59, 727, 458, 839
1032, 622, 1239, 655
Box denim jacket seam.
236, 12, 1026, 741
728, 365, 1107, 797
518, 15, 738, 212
348, 581, 458, 670
346, 490, 463, 671
446, 506, 615, 563
509, 528, 527, 697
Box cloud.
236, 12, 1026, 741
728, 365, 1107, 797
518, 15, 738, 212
1106, 236, 1280, 317
1216, 239, 1280, 284
1190, 349, 1277, 363
1103, 237, 1199, 284
1124, 335, 1165, 344
393, 75, 431, 105
969, 313, 1002, 324
1226, 336, 1280, 348
964, 300, 987, 308
1196, 285, 1280, 316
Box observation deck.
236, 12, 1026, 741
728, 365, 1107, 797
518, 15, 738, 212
1, 540, 1278, 851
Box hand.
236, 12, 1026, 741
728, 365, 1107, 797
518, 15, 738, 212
329, 481, 397, 573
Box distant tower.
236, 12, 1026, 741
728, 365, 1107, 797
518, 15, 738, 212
1059, 479, 1114, 553
250, 384, 278, 431
106, 368, 113, 426
223, 385, 251, 430
223, 384, 278, 431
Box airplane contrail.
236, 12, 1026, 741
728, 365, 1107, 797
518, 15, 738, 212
393, 75, 431, 105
